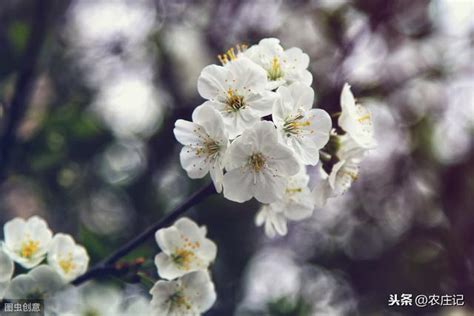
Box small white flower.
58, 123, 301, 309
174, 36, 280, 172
223, 121, 300, 203
150, 270, 216, 316
174, 104, 229, 192
4, 265, 64, 300
255, 205, 287, 238
197, 58, 277, 138
47, 233, 89, 282
273, 83, 332, 165
3, 216, 53, 269
256, 169, 315, 238
244, 38, 312, 90
338, 83, 376, 148
155, 217, 217, 280
0, 249, 14, 299
327, 135, 366, 196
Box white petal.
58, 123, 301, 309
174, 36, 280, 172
179, 147, 211, 179
197, 64, 228, 100
155, 227, 185, 254
4, 218, 26, 249
0, 249, 14, 283
154, 253, 184, 280
181, 271, 216, 313
174, 217, 204, 242
253, 171, 287, 203
223, 168, 254, 203
173, 119, 201, 146
287, 82, 314, 111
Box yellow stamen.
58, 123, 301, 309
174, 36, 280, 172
217, 44, 248, 65
268, 56, 284, 81
169, 291, 192, 311
20, 240, 39, 258
283, 114, 311, 136
225, 88, 245, 112
357, 114, 371, 123
172, 249, 196, 270
58, 254, 76, 274
249, 153, 266, 172
286, 187, 303, 194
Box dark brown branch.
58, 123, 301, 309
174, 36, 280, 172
72, 182, 216, 286
0, 0, 52, 181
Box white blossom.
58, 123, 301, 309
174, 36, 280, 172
47, 233, 89, 282
338, 83, 376, 148
328, 135, 366, 196
197, 58, 276, 138
174, 104, 229, 192
150, 270, 216, 316
256, 169, 315, 237
155, 217, 217, 280
0, 249, 14, 299
244, 38, 312, 90
273, 83, 332, 165
4, 265, 64, 300
223, 121, 300, 203
2, 216, 53, 269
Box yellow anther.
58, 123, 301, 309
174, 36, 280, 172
268, 56, 284, 81
357, 114, 371, 123
249, 153, 266, 172
172, 248, 196, 270
217, 44, 248, 65
225, 88, 245, 112
59, 254, 76, 274
20, 240, 39, 258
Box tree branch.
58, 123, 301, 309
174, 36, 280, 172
0, 0, 52, 181
72, 182, 216, 286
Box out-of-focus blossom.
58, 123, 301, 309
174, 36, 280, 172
4, 265, 64, 300
174, 104, 229, 192
150, 270, 216, 315
338, 83, 376, 149
273, 83, 332, 165
223, 121, 300, 203
197, 58, 276, 138
47, 234, 89, 282
244, 38, 312, 90
155, 218, 217, 280
2, 216, 53, 269
0, 249, 14, 299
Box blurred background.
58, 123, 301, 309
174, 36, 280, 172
0, 0, 473, 315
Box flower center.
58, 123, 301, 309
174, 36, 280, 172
249, 153, 266, 172
357, 113, 371, 123
169, 291, 192, 311
225, 88, 245, 112
195, 138, 220, 158
59, 254, 76, 274
20, 240, 39, 258
283, 113, 311, 137
267, 57, 284, 81
172, 248, 196, 270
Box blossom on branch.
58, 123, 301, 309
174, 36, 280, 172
273, 82, 332, 165
223, 121, 300, 203
197, 58, 277, 138
174, 104, 229, 192
244, 38, 312, 90
47, 233, 90, 282
2, 216, 53, 269
150, 270, 216, 316
155, 217, 217, 280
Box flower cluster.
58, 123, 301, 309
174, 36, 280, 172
174, 38, 376, 238
0, 216, 89, 300
151, 217, 217, 315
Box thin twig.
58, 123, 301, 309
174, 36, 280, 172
72, 182, 216, 286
